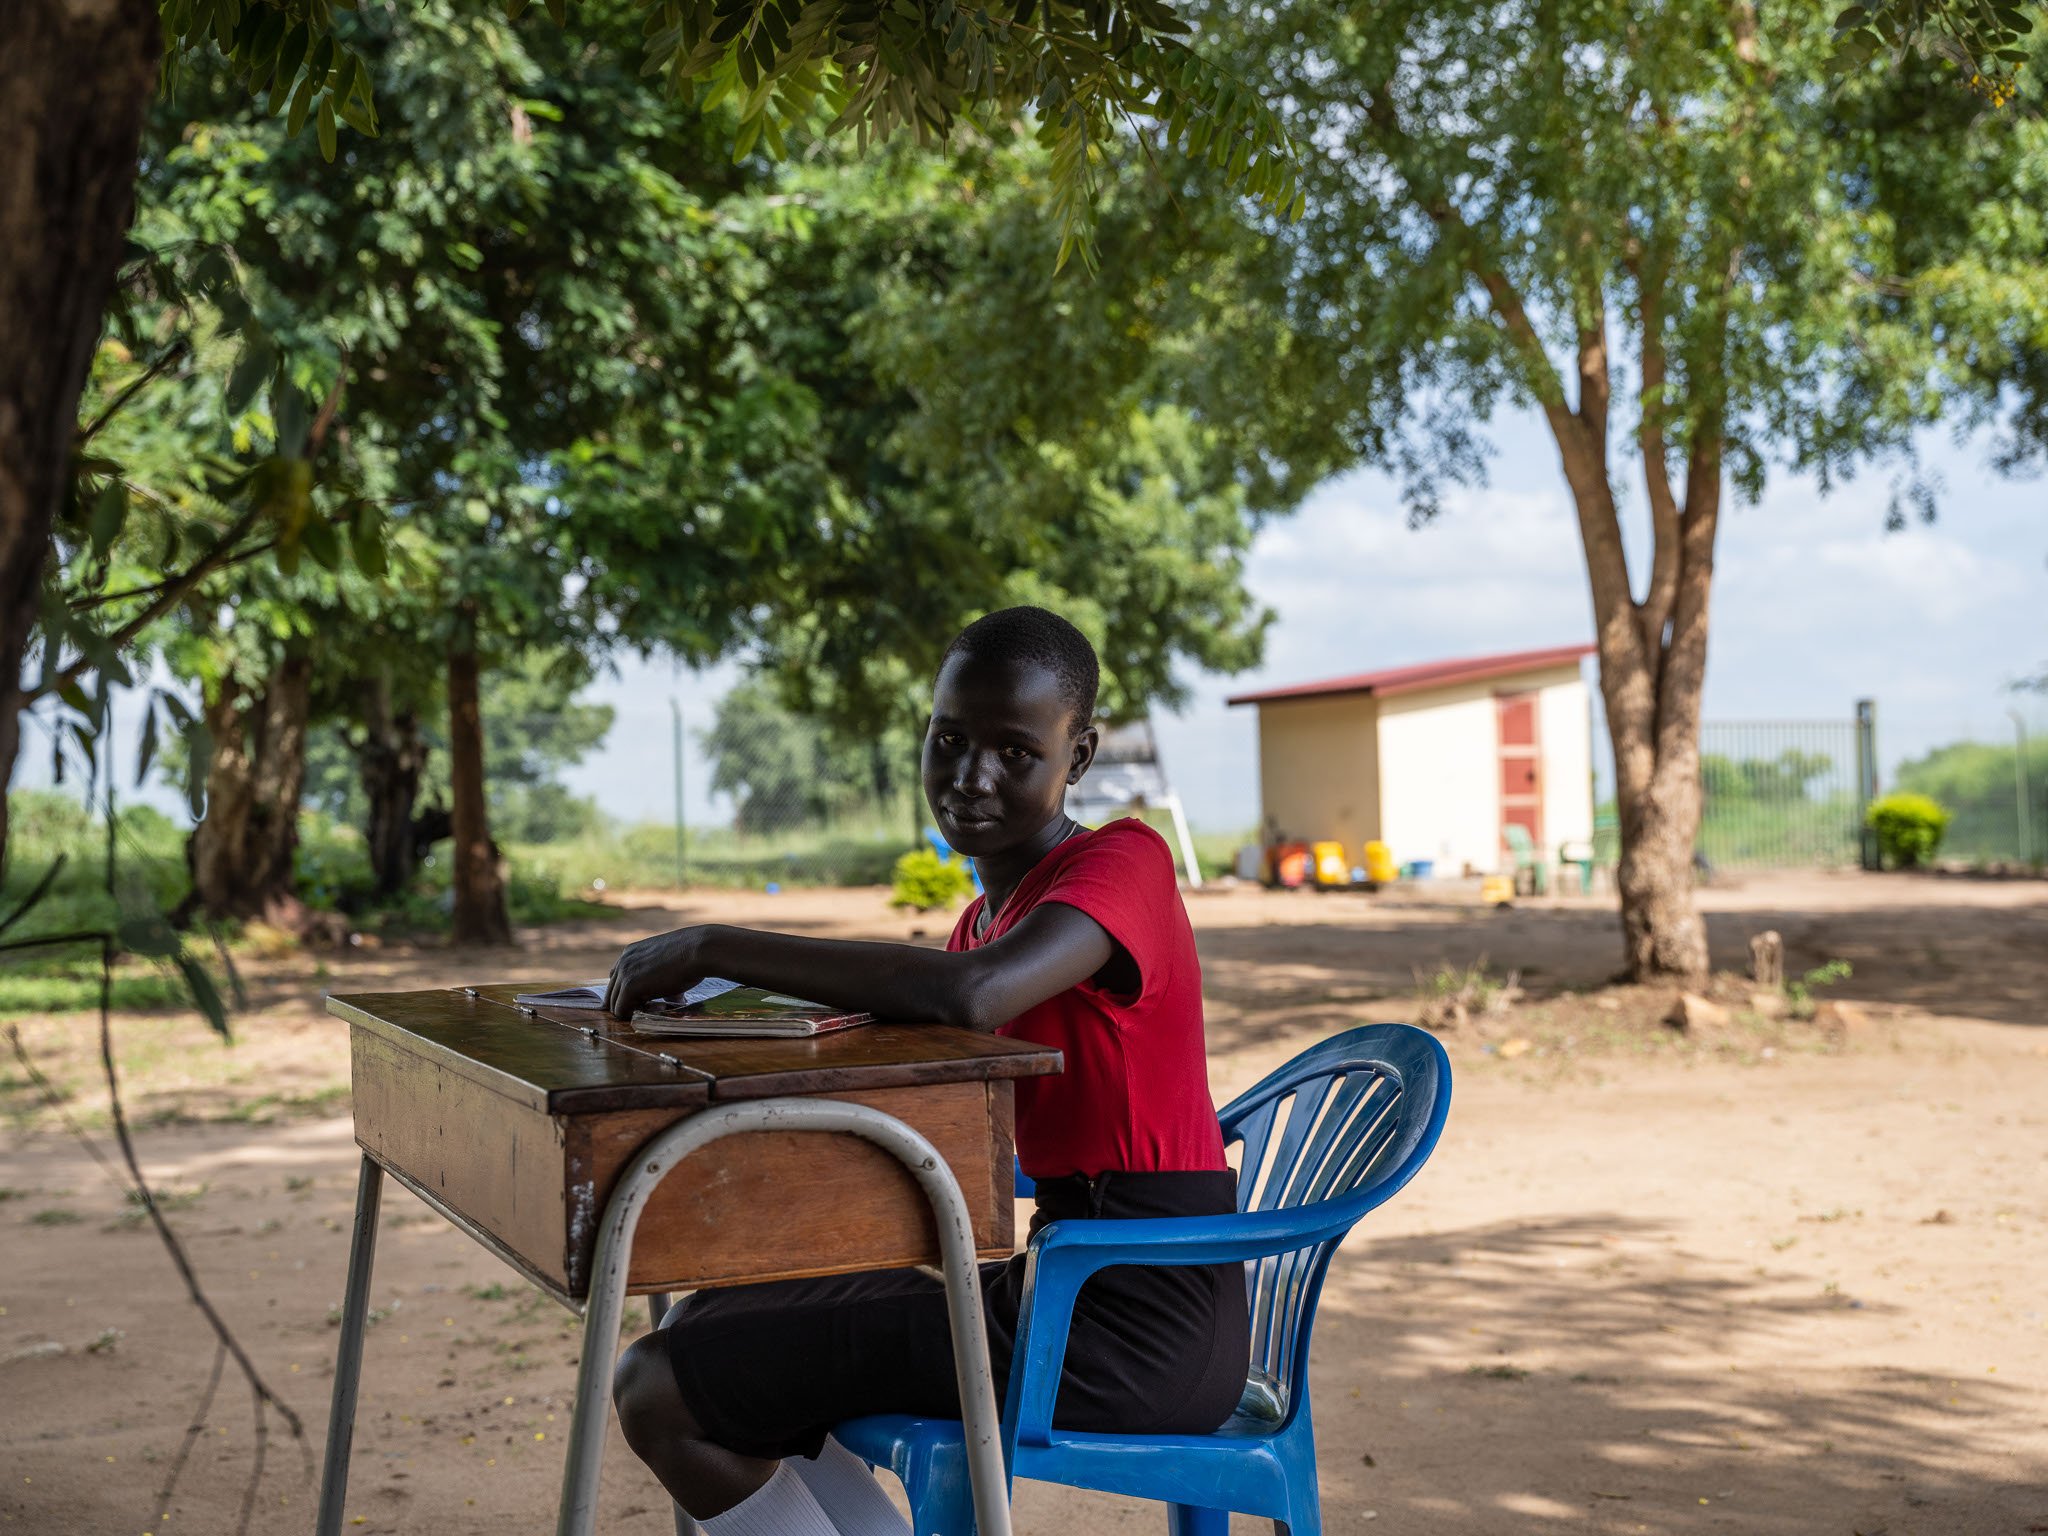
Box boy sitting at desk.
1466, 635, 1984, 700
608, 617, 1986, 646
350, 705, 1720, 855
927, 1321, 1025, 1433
605, 606, 1246, 1536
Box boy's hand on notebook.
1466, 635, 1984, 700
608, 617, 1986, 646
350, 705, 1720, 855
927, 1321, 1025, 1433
605, 926, 710, 1020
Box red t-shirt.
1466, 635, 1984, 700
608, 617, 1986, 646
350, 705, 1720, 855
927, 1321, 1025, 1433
947, 819, 1227, 1180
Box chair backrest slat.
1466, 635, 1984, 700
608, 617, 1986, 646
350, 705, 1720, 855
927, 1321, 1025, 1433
1217, 1025, 1451, 1423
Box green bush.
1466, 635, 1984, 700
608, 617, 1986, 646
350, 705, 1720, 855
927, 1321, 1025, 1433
294, 813, 376, 913
1865, 792, 1951, 869
890, 847, 976, 913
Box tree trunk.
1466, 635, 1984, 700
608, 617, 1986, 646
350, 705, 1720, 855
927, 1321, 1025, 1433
0, 0, 161, 876
447, 612, 511, 946
357, 675, 428, 898
1603, 659, 1713, 978
185, 651, 315, 926
1547, 362, 1717, 983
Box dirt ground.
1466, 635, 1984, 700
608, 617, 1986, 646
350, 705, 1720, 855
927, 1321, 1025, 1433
3, 870, 2045, 1535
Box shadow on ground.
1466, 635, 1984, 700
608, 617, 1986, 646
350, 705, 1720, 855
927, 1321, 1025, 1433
1300, 1214, 2042, 1534
1189, 892, 2048, 1030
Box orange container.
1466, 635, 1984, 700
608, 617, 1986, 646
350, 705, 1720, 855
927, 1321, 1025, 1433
1269, 842, 1312, 888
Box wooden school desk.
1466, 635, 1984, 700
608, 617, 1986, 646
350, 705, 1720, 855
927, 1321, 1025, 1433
313, 984, 1061, 1536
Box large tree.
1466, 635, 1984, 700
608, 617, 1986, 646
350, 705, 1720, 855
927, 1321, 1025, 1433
1200, 0, 2036, 978
0, 0, 1309, 883
4, 0, 2030, 892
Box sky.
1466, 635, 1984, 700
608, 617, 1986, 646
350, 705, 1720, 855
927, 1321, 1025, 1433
15, 408, 2042, 834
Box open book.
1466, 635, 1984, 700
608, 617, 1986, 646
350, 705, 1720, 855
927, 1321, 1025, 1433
513, 977, 873, 1039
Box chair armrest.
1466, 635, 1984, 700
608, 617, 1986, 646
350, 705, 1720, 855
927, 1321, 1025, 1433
1001, 1202, 1365, 1450
1030, 1205, 1358, 1270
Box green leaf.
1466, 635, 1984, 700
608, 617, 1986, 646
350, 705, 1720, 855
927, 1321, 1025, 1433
118, 916, 181, 959
340, 55, 379, 135
349, 504, 389, 577
267, 58, 298, 115
302, 515, 342, 571
174, 951, 231, 1039
317, 94, 339, 161
227, 335, 275, 414
546, 0, 567, 23
277, 22, 311, 88
57, 678, 94, 717
733, 111, 763, 160
135, 700, 160, 786
184, 721, 213, 820
288, 70, 317, 137
89, 480, 128, 558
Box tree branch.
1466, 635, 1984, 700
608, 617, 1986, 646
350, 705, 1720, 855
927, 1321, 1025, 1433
31, 498, 267, 704
1577, 294, 1611, 469
1356, 86, 1635, 629
78, 342, 190, 446
1634, 249, 1681, 643
306, 348, 349, 457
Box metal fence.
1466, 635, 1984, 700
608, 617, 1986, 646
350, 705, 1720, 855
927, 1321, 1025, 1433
317, 693, 2048, 893
1695, 718, 1867, 869
1889, 708, 2047, 869
486, 705, 926, 892
1587, 705, 2048, 873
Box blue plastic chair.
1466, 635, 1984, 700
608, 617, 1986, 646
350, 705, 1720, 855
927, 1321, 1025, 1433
924, 826, 984, 896
836, 1023, 1452, 1536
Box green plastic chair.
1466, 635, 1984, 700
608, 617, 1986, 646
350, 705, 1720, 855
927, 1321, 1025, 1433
1502, 823, 1548, 895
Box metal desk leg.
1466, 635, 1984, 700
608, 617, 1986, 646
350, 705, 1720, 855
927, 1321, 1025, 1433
556, 1099, 1010, 1536
315, 1154, 385, 1536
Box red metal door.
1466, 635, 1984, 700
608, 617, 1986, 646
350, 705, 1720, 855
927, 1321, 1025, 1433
1497, 692, 1543, 855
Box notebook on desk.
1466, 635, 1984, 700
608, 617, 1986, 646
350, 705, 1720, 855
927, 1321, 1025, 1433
630, 987, 875, 1038
513, 977, 874, 1038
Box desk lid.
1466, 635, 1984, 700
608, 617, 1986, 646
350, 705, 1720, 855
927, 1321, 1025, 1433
331, 988, 715, 1114
332, 985, 1063, 1116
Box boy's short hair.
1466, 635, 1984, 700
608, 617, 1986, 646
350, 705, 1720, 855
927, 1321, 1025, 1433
940, 607, 1100, 733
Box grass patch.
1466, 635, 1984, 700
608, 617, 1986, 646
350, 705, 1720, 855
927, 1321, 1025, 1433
142, 1083, 350, 1127
1415, 957, 1523, 1031
0, 967, 193, 1019
30, 1208, 83, 1226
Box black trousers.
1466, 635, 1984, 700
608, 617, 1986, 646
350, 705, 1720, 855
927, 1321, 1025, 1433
662, 1169, 1248, 1459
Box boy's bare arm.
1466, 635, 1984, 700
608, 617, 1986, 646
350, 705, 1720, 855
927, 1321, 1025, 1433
603, 904, 1114, 1031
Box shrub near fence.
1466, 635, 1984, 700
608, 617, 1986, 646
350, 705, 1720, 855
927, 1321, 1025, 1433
1893, 724, 2047, 869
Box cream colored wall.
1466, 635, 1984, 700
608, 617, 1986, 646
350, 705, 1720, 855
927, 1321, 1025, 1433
1372, 662, 1592, 874
1255, 694, 1381, 849
1375, 684, 1501, 874
1539, 673, 1595, 853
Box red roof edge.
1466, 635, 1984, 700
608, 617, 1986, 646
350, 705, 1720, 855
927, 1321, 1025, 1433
1226, 643, 1596, 707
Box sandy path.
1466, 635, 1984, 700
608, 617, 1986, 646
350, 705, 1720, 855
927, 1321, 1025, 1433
3, 874, 2045, 1534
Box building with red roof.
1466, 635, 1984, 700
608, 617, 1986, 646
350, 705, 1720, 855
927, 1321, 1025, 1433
1227, 643, 1597, 877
